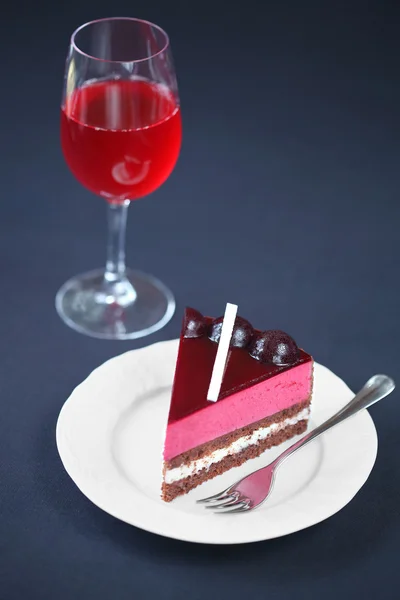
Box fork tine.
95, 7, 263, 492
196, 489, 232, 504
214, 501, 251, 514
203, 494, 241, 509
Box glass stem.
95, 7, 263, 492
105, 200, 129, 283
103, 200, 137, 306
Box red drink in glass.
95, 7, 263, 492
61, 78, 182, 201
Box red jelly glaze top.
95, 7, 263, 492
168, 313, 312, 424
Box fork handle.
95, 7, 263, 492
272, 374, 395, 470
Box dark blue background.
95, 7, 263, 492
0, 0, 399, 598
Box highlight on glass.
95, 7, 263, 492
57, 17, 182, 339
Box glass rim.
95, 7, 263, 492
71, 16, 170, 64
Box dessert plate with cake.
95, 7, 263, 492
56, 305, 380, 544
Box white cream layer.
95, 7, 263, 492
165, 407, 310, 484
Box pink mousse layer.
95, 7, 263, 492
164, 361, 313, 461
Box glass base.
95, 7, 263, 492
55, 268, 175, 340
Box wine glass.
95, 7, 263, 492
57, 17, 181, 339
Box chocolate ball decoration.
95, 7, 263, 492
249, 331, 271, 362
208, 316, 224, 343
209, 316, 254, 348
230, 317, 254, 348
250, 330, 299, 365
182, 307, 206, 338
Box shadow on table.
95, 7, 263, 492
35, 405, 398, 581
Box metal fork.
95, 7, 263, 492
197, 374, 395, 514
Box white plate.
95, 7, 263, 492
56, 340, 378, 545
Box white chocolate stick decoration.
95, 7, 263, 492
207, 303, 238, 402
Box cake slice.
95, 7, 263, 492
161, 307, 313, 502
